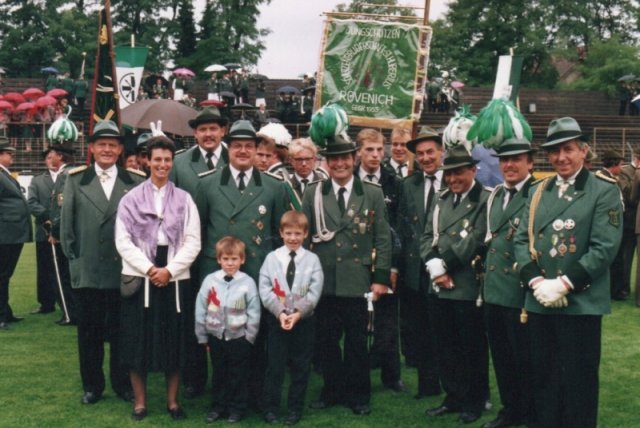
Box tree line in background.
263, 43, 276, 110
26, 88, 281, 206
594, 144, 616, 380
0, 0, 639, 97
0, 0, 270, 80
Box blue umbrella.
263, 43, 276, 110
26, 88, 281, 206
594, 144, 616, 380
41, 66, 59, 74
472, 145, 503, 187
277, 85, 300, 94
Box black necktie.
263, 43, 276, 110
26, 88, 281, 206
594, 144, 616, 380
366, 174, 376, 183
223, 275, 233, 282
206, 151, 214, 170
505, 187, 518, 206
338, 187, 347, 215
424, 175, 436, 215
238, 171, 246, 193
286, 251, 296, 287
397, 164, 406, 176
453, 194, 460, 208
301, 178, 309, 193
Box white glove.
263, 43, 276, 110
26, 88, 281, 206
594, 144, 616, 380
533, 278, 570, 307
425, 258, 447, 280
149, 120, 166, 137
546, 296, 569, 309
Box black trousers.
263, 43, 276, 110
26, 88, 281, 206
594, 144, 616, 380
619, 230, 635, 296
528, 313, 602, 428
484, 303, 533, 423
431, 298, 488, 413
74, 288, 130, 396
263, 315, 315, 414
182, 265, 208, 393
209, 336, 252, 414
316, 296, 370, 407
0, 243, 23, 323
35, 241, 56, 311
609, 243, 626, 297
406, 287, 441, 394
371, 293, 401, 385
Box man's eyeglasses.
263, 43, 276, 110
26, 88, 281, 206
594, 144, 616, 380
292, 157, 314, 163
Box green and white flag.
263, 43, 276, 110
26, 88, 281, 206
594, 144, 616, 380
492, 55, 524, 102
115, 46, 148, 109
317, 18, 431, 128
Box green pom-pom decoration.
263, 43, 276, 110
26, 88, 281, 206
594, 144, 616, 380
466, 99, 532, 150
308, 102, 349, 148
442, 105, 477, 152
47, 117, 78, 143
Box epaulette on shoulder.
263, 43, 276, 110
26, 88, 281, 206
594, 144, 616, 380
531, 177, 550, 186
483, 185, 494, 192
198, 169, 217, 178
127, 167, 146, 177
595, 170, 617, 184
68, 165, 88, 175
439, 188, 451, 197
174, 148, 187, 156
363, 180, 382, 188
264, 171, 285, 181
309, 178, 325, 185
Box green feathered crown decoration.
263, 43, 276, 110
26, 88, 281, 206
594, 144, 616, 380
442, 105, 477, 152
47, 116, 79, 143
308, 102, 350, 148
466, 98, 532, 150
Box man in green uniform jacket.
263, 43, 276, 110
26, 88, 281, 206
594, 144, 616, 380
60, 120, 145, 405
421, 145, 491, 424
302, 135, 391, 416
514, 117, 623, 428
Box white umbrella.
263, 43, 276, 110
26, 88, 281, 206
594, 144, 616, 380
205, 64, 227, 72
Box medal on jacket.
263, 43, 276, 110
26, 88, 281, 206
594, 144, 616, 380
558, 237, 568, 256
568, 235, 577, 253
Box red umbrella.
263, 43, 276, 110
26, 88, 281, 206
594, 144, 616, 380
23, 87, 45, 99
0, 100, 13, 111
16, 102, 35, 111
35, 95, 57, 108
199, 99, 226, 107
3, 92, 25, 104
47, 88, 68, 98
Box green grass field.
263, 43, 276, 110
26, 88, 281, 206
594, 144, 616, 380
1, 243, 639, 427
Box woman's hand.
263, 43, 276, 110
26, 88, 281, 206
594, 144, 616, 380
148, 266, 171, 287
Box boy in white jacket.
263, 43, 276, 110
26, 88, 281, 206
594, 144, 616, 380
259, 211, 324, 425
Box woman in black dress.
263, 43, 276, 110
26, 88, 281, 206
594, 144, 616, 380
115, 136, 201, 420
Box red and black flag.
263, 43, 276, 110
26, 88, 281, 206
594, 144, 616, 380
90, 0, 120, 134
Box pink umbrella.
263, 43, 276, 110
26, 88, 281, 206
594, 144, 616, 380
199, 99, 226, 108
173, 67, 195, 77
3, 92, 25, 104
23, 87, 45, 99
0, 100, 13, 111
451, 80, 465, 89
35, 95, 57, 108
16, 102, 35, 111
47, 88, 68, 98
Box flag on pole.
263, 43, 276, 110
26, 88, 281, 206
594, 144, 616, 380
492, 55, 524, 102
115, 46, 148, 109
90, 0, 120, 133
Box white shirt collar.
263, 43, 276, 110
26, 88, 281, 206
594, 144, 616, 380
229, 165, 253, 181
199, 144, 222, 162
332, 176, 354, 196
359, 166, 381, 183
456, 179, 476, 202
94, 163, 117, 176
504, 174, 531, 192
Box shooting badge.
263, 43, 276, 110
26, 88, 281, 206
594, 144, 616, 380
552, 219, 564, 231
258, 205, 267, 215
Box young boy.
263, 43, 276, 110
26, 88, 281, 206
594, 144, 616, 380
259, 210, 324, 425
195, 236, 261, 424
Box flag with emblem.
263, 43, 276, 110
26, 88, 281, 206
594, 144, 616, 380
492, 55, 524, 103
90, 0, 120, 133
115, 46, 148, 109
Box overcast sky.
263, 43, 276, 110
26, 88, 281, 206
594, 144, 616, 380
194, 0, 449, 79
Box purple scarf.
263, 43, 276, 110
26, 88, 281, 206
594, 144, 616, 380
118, 179, 187, 262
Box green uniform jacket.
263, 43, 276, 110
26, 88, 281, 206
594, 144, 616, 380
483, 178, 533, 308
49, 165, 72, 240
302, 177, 392, 298
60, 166, 144, 289
27, 171, 55, 242
0, 168, 32, 244
170, 145, 228, 197
421, 181, 490, 301
195, 166, 289, 282
514, 168, 623, 315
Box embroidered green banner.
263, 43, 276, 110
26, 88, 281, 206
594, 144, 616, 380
317, 19, 431, 128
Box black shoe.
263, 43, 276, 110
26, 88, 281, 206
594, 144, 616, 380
0, 322, 9, 330
426, 404, 456, 417
227, 412, 242, 423
458, 411, 481, 424
31, 307, 55, 314
309, 399, 336, 410
284, 411, 302, 425
8, 316, 23, 323
168, 405, 186, 420
384, 380, 408, 393
263, 411, 279, 424
351, 404, 371, 415
118, 390, 135, 402
482, 415, 521, 428
206, 409, 223, 423
81, 391, 101, 404
131, 408, 147, 421
183, 385, 203, 399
